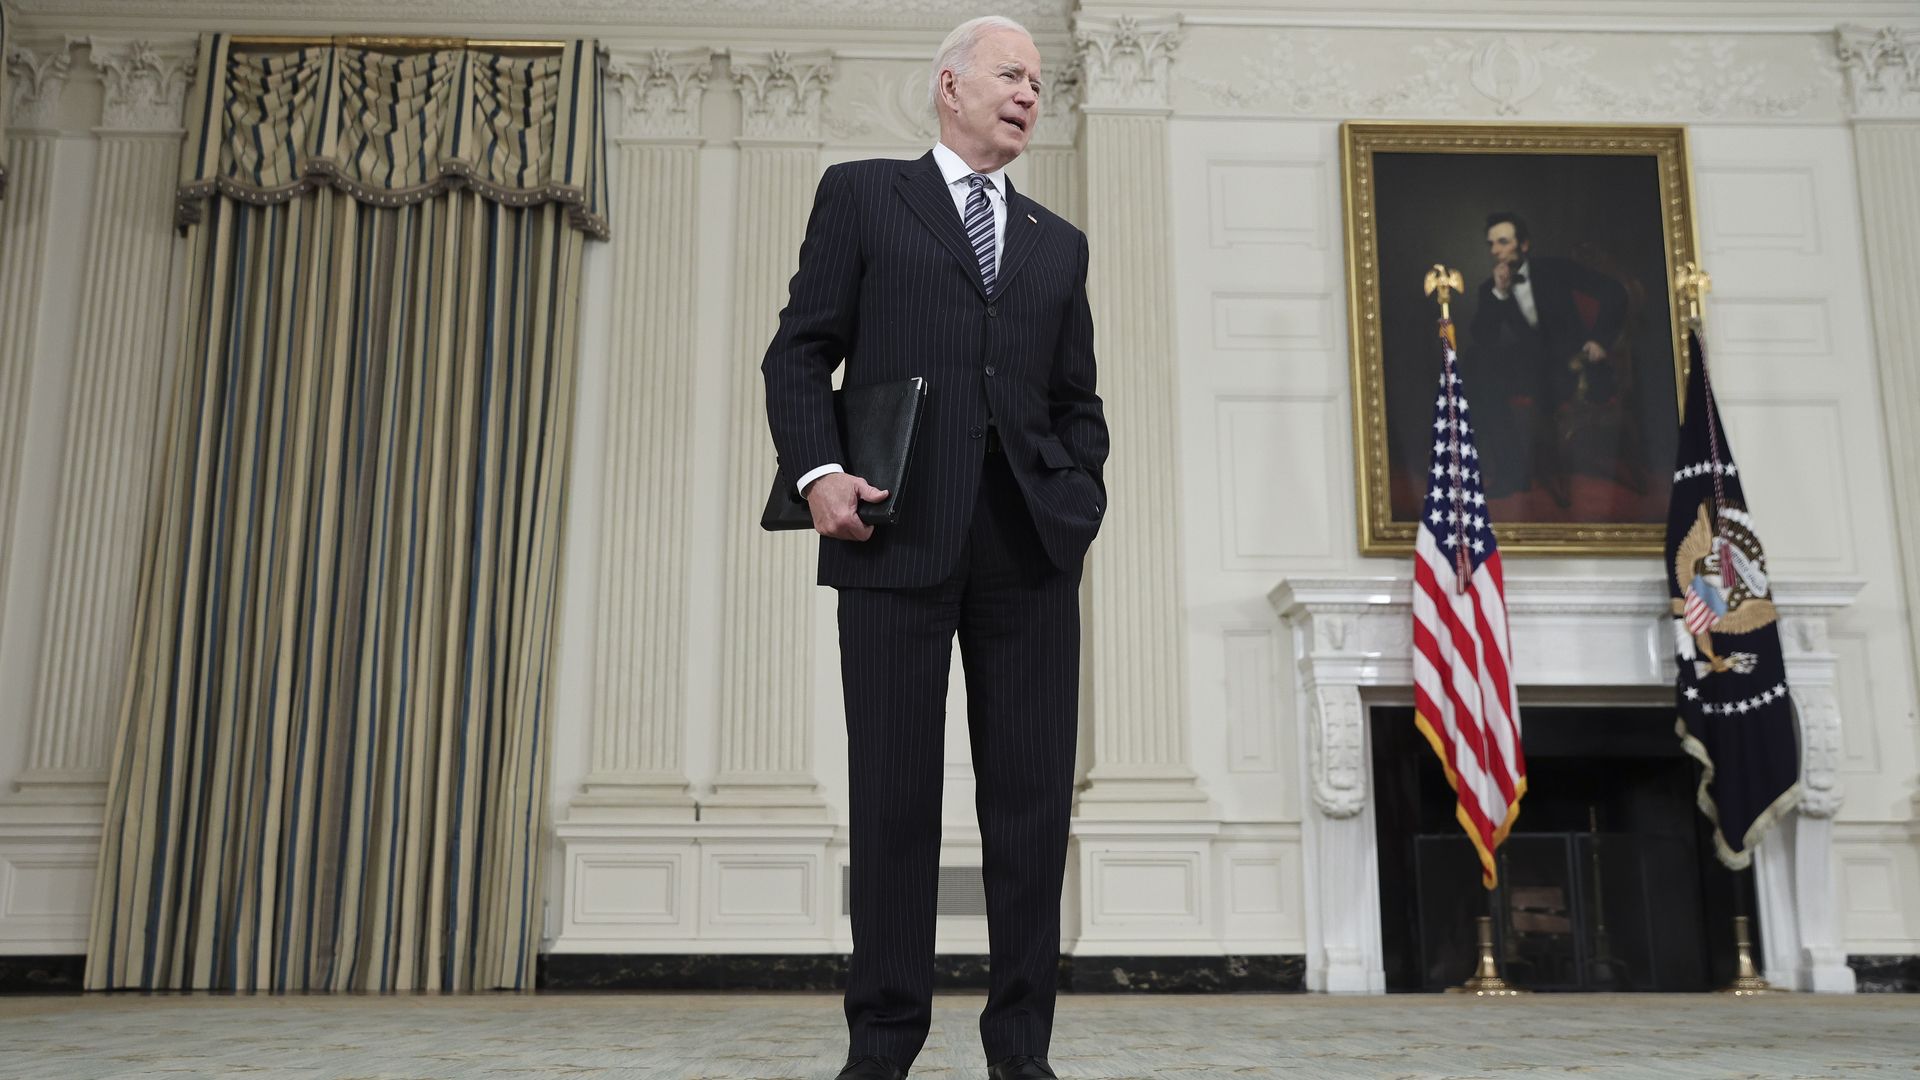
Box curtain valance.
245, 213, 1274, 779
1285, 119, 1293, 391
177, 34, 607, 238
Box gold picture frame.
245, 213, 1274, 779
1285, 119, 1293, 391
1343, 122, 1697, 557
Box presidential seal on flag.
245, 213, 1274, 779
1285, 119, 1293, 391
1666, 327, 1799, 870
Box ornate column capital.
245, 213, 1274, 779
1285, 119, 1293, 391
1073, 14, 1182, 113
607, 47, 713, 142
6, 35, 80, 130
86, 36, 195, 132
1837, 25, 1920, 120
730, 49, 834, 143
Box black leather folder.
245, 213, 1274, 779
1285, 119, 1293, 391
760, 377, 929, 531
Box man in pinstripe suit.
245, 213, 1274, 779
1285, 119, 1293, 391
760, 16, 1106, 1080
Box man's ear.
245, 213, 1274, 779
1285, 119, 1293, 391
939, 69, 958, 112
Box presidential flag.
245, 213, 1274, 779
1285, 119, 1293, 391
1413, 319, 1526, 889
1667, 327, 1799, 869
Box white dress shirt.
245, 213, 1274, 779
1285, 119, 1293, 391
1492, 259, 1540, 328
796, 143, 1009, 496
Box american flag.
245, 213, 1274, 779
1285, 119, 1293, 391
1411, 322, 1526, 888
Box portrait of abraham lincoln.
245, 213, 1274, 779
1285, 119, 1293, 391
1344, 124, 1695, 556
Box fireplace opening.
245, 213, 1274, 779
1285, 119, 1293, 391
1371, 704, 1759, 992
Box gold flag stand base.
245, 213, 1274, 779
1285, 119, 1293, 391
1447, 915, 1529, 996
1718, 915, 1778, 996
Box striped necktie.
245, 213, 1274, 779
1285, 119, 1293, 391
964, 173, 996, 292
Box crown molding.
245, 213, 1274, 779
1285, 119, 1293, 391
3, 0, 1071, 33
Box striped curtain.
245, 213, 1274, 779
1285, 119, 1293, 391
0, 3, 11, 199
85, 35, 606, 992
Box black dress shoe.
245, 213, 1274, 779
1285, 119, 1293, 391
836, 1055, 906, 1080
988, 1056, 1057, 1080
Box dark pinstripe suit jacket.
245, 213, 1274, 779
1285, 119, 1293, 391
762, 152, 1109, 589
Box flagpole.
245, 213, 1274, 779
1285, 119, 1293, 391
1719, 865, 1776, 995
1426, 264, 1528, 997
1679, 263, 1781, 996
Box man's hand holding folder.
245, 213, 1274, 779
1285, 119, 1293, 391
759, 376, 928, 537
805, 474, 891, 541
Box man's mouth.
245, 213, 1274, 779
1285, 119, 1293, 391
1001, 116, 1027, 132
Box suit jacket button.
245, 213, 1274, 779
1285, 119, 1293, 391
987, 305, 998, 317
970, 426, 983, 439
984, 365, 996, 377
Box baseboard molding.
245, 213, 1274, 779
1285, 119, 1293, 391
7, 952, 1309, 994
537, 953, 1307, 992
0, 955, 84, 993
1849, 955, 1920, 993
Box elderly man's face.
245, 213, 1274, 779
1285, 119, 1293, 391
938, 28, 1042, 169
1486, 221, 1527, 267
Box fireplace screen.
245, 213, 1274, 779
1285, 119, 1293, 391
1374, 705, 1755, 992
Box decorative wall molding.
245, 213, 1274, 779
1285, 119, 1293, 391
1075, 14, 1181, 112
87, 37, 193, 131
731, 50, 834, 142
5, 37, 77, 129
1794, 685, 1846, 818
820, 62, 936, 146
1178, 27, 1845, 121
1306, 685, 1365, 818
821, 53, 1080, 149
607, 47, 713, 140
2, 0, 1073, 32
1838, 25, 1920, 118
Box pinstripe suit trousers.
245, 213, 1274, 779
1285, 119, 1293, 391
836, 445, 1080, 1068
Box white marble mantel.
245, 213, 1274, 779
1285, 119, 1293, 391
1268, 575, 1863, 994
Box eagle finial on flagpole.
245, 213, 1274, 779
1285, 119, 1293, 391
1424, 264, 1466, 322
1676, 262, 1712, 330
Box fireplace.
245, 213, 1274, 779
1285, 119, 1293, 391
1270, 576, 1861, 994
1370, 704, 1757, 991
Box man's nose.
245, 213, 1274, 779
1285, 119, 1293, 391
1014, 85, 1037, 108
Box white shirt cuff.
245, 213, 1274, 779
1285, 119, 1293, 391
796, 462, 844, 495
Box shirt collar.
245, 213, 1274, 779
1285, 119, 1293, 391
1515, 259, 1531, 280
932, 142, 1006, 198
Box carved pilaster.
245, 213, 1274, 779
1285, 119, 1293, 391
17, 66, 183, 801
1074, 14, 1181, 113
1838, 26, 1920, 120
88, 38, 193, 132
565, 53, 715, 823
607, 47, 712, 141
0, 131, 60, 704
1071, 13, 1206, 820
706, 52, 836, 821
731, 50, 832, 143
1841, 28, 1920, 729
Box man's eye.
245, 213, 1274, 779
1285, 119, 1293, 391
1000, 72, 1016, 80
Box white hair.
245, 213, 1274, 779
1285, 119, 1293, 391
928, 15, 1033, 113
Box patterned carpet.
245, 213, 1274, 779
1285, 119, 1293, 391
1, 991, 1916, 1079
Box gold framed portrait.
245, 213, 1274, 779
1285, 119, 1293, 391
1342, 122, 1698, 556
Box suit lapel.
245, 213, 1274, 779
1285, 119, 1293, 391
895, 154, 989, 301
993, 180, 1044, 300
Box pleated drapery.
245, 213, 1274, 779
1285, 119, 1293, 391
86, 34, 606, 992
0, 3, 12, 199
